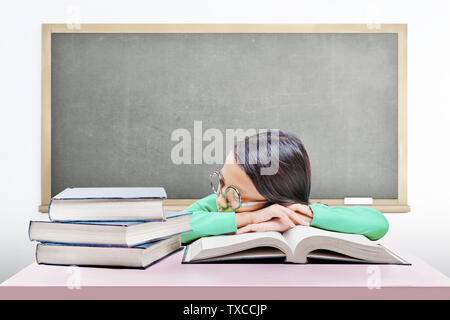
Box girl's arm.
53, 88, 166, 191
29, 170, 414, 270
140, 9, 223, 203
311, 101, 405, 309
181, 211, 237, 244
181, 194, 286, 244
181, 194, 246, 244
309, 204, 389, 241
181, 195, 389, 243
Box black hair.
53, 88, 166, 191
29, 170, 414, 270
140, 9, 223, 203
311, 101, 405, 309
233, 130, 311, 205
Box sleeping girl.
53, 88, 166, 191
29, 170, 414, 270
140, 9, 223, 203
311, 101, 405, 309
181, 130, 388, 244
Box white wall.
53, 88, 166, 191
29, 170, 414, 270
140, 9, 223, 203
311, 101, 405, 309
1, 0, 449, 283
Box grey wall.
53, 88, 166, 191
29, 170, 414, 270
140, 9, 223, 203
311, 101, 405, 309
51, 33, 398, 199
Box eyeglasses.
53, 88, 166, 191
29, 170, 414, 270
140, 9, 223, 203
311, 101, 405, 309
209, 171, 267, 211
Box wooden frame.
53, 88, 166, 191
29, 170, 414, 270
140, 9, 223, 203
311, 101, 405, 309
40, 24, 409, 213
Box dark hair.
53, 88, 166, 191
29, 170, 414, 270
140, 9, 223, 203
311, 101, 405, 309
233, 130, 311, 205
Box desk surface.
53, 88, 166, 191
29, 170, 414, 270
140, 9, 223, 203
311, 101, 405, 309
1, 242, 450, 300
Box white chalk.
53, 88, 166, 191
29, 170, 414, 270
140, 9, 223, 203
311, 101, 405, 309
344, 197, 373, 205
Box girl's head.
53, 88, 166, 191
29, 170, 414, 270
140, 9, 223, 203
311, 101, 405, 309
215, 130, 311, 212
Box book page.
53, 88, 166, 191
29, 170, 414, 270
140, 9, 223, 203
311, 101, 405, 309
188, 247, 286, 263
188, 231, 292, 261
200, 232, 287, 250
282, 226, 377, 252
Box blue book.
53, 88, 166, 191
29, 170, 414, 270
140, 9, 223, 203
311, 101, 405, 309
48, 187, 167, 222
35, 235, 183, 269
30, 211, 192, 247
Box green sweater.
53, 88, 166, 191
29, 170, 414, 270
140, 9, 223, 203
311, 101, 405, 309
181, 194, 389, 244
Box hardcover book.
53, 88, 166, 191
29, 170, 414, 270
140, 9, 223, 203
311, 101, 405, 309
30, 211, 191, 247
48, 187, 167, 221
36, 235, 182, 268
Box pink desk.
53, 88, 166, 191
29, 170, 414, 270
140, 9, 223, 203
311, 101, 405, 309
1, 242, 450, 300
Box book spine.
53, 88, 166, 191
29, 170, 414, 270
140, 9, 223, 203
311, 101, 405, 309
47, 198, 53, 221
181, 245, 190, 263
28, 221, 33, 241
35, 243, 41, 264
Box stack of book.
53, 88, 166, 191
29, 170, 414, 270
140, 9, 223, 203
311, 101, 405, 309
29, 187, 191, 268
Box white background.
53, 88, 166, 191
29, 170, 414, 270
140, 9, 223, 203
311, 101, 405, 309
0, 0, 449, 283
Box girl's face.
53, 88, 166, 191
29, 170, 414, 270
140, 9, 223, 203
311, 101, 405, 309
216, 152, 267, 213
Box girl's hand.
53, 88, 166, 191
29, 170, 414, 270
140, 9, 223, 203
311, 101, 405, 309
283, 203, 314, 225
236, 219, 293, 234
236, 203, 312, 234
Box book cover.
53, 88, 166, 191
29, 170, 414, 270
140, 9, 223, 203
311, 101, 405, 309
29, 211, 192, 247
47, 187, 168, 221
51, 187, 167, 200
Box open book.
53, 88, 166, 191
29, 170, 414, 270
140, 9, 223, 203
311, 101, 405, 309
182, 226, 409, 264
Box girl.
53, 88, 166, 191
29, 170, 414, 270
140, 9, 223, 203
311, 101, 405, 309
181, 130, 388, 244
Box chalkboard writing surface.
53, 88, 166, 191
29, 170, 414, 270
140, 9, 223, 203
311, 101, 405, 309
42, 24, 408, 212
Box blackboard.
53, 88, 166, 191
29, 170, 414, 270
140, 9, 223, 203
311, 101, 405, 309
42, 25, 408, 212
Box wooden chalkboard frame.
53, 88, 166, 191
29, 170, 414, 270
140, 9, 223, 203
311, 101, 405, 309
40, 24, 409, 213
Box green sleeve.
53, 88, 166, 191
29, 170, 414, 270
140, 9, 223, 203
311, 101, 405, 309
309, 204, 389, 241
181, 194, 238, 244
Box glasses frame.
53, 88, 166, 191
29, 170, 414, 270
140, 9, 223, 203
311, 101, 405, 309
209, 171, 267, 210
